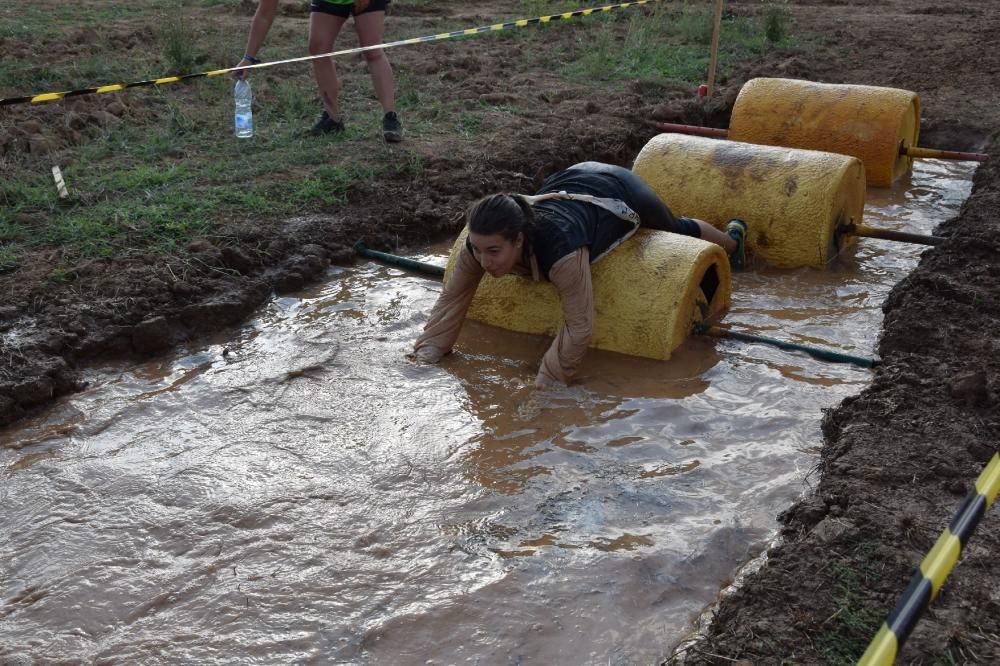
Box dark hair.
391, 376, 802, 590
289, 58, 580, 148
466, 194, 535, 254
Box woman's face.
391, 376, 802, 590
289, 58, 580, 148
468, 231, 523, 278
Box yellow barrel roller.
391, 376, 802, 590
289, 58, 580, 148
633, 133, 866, 269
728, 77, 920, 187
443, 227, 731, 361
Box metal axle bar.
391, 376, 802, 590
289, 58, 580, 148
654, 122, 729, 138
903, 145, 988, 162
841, 223, 944, 246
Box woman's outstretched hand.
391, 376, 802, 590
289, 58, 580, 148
407, 345, 445, 364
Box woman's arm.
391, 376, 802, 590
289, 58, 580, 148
239, 0, 280, 68
536, 248, 593, 386
413, 247, 485, 362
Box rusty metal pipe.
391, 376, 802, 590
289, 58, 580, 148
839, 223, 943, 246
653, 122, 729, 139
903, 145, 988, 162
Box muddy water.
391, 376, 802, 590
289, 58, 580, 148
0, 161, 975, 664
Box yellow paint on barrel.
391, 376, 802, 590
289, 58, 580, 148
632, 134, 866, 269
728, 78, 920, 187
444, 227, 731, 360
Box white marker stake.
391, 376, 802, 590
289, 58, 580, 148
52, 165, 69, 198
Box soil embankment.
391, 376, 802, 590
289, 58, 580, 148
669, 1, 1000, 662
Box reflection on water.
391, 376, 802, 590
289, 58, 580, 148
0, 161, 975, 663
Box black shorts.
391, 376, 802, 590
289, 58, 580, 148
310, 0, 389, 18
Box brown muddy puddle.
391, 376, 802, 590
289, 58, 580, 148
0, 160, 976, 664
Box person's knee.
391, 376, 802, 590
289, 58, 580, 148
308, 37, 333, 56
362, 48, 385, 64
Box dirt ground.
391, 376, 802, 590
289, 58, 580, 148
2, 0, 999, 663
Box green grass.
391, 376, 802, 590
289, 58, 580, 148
0, 0, 235, 39
0, 5, 146, 40
0, 158, 394, 262
764, 3, 790, 43
0, 1, 252, 95
0, 94, 413, 264
518, 0, 587, 18
457, 112, 484, 138
814, 543, 891, 665
160, 13, 199, 75
0, 0, 799, 272
562, 2, 798, 84
0, 242, 19, 273
0, 54, 160, 100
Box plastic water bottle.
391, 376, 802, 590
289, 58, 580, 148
234, 78, 253, 138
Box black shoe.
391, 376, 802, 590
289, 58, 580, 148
310, 110, 345, 136
725, 218, 748, 270
382, 111, 403, 143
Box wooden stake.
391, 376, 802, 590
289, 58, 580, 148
706, 0, 724, 98
52, 165, 68, 198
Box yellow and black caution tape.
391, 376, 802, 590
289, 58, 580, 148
859, 450, 1000, 665
0, 1, 658, 108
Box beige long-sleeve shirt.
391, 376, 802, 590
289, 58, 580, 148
413, 246, 594, 386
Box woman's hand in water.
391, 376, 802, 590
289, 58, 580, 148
534, 374, 560, 390
534, 364, 568, 390
407, 345, 445, 364
514, 382, 544, 420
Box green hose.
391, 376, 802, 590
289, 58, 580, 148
695, 323, 877, 368
353, 239, 445, 277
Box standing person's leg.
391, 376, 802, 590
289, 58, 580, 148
353, 11, 394, 113
308, 8, 348, 133
354, 6, 402, 142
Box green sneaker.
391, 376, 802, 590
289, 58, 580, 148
725, 218, 748, 270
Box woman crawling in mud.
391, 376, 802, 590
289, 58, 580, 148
412, 161, 747, 386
